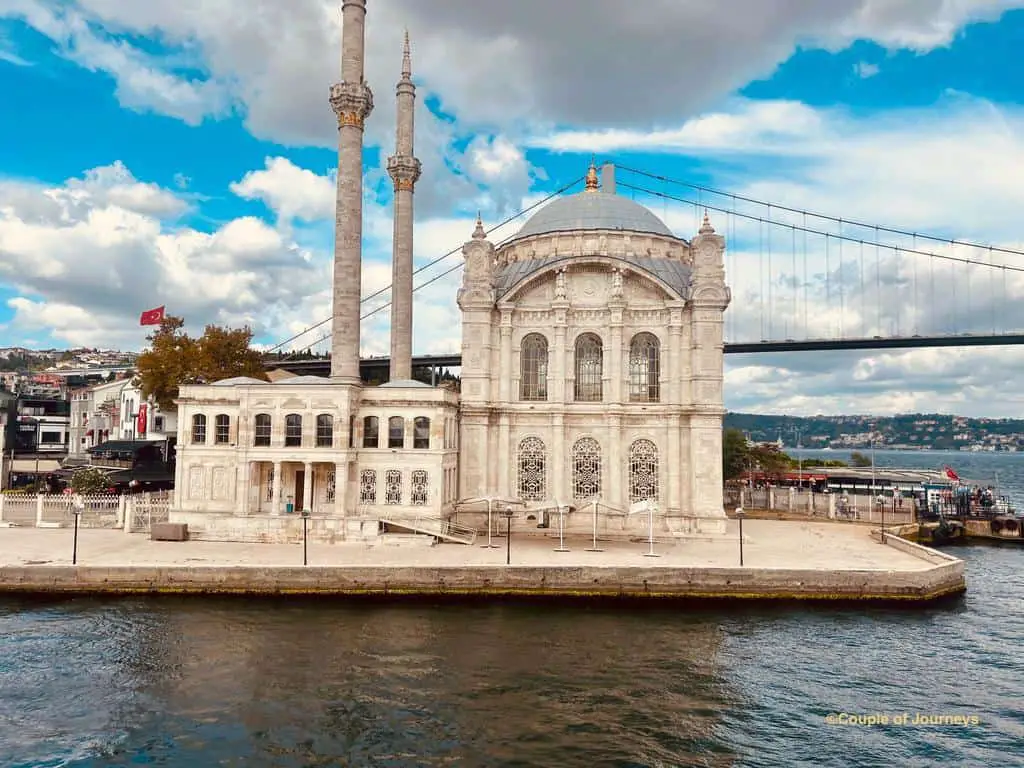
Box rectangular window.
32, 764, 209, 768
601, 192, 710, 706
388, 417, 405, 449
316, 415, 333, 448
411, 470, 428, 505
254, 415, 271, 447
154, 416, 165, 432
40, 431, 62, 444
215, 414, 230, 444
359, 469, 376, 504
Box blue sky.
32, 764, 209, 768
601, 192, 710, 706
2, 0, 1024, 416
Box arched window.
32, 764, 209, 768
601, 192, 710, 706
520, 333, 549, 401
628, 333, 661, 402
572, 437, 602, 501
388, 416, 405, 449
629, 439, 659, 503
363, 416, 379, 448
413, 417, 430, 449
316, 414, 333, 448
574, 333, 603, 402
214, 414, 230, 444
285, 414, 302, 447
517, 437, 547, 501
191, 414, 206, 444
254, 414, 271, 446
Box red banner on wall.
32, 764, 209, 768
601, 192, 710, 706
137, 403, 148, 436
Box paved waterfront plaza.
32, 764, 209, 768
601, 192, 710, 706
0, 519, 931, 571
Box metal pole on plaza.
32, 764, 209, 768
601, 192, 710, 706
555, 503, 569, 552
586, 498, 603, 552
72, 509, 80, 565
736, 507, 744, 566
643, 502, 659, 558
505, 509, 512, 566
302, 510, 309, 566
482, 499, 499, 548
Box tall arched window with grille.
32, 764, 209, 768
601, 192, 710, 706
628, 439, 659, 502
520, 333, 549, 401
574, 333, 603, 401
516, 437, 547, 501
628, 333, 661, 402
572, 437, 601, 501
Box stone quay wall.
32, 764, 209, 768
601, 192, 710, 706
0, 561, 964, 603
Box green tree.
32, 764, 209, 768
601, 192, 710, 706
849, 451, 873, 467
722, 428, 750, 481
135, 315, 267, 410
71, 467, 111, 495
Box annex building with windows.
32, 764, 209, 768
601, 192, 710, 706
168, 0, 730, 541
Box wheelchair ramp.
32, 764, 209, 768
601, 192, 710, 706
379, 514, 477, 545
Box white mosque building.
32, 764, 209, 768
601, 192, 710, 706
169, 0, 731, 542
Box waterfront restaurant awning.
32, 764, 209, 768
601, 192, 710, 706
10, 459, 62, 474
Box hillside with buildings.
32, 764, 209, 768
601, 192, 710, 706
726, 412, 1024, 452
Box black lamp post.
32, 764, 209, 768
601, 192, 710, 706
72, 509, 81, 565
501, 508, 514, 565
302, 509, 310, 566
736, 507, 744, 567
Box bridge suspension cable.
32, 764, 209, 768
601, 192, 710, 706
266, 175, 584, 353
614, 164, 1024, 259
615, 181, 1024, 275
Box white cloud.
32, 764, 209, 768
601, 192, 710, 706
854, 60, 880, 78
231, 156, 336, 225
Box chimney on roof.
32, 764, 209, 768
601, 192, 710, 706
601, 162, 616, 195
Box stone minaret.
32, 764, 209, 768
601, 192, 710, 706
387, 31, 422, 381
329, 0, 374, 383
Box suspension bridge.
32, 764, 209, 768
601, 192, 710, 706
262, 163, 1024, 377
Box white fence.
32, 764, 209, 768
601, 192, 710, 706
725, 486, 917, 525
0, 492, 171, 533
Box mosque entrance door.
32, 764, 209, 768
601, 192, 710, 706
295, 470, 306, 512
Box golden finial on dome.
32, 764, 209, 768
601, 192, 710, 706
584, 157, 599, 192
472, 211, 486, 239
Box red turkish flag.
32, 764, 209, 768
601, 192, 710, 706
944, 465, 960, 482
136, 403, 148, 436
139, 306, 166, 326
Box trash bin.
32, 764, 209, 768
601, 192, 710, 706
286, 502, 294, 514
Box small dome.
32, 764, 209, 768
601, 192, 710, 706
273, 375, 331, 385
511, 191, 674, 241
212, 376, 267, 386
378, 379, 432, 388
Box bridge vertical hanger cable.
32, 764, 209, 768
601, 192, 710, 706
965, 246, 972, 333
791, 225, 797, 340
759, 218, 765, 340
950, 260, 957, 334
802, 213, 808, 340
913, 237, 919, 335
767, 205, 773, 339
894, 247, 901, 337
859, 239, 866, 335
838, 220, 845, 338
990, 246, 996, 334
825, 234, 832, 338
875, 233, 882, 335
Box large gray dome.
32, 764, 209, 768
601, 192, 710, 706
512, 191, 674, 241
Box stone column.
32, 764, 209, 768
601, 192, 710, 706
607, 413, 622, 508
551, 412, 565, 502
329, 0, 374, 384
387, 32, 421, 382
303, 461, 314, 513
667, 416, 681, 515
497, 413, 511, 498
335, 461, 348, 516
552, 323, 567, 404
498, 310, 513, 402
609, 302, 624, 404
271, 461, 282, 516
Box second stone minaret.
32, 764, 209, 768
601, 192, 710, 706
329, 0, 374, 383
386, 31, 422, 382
